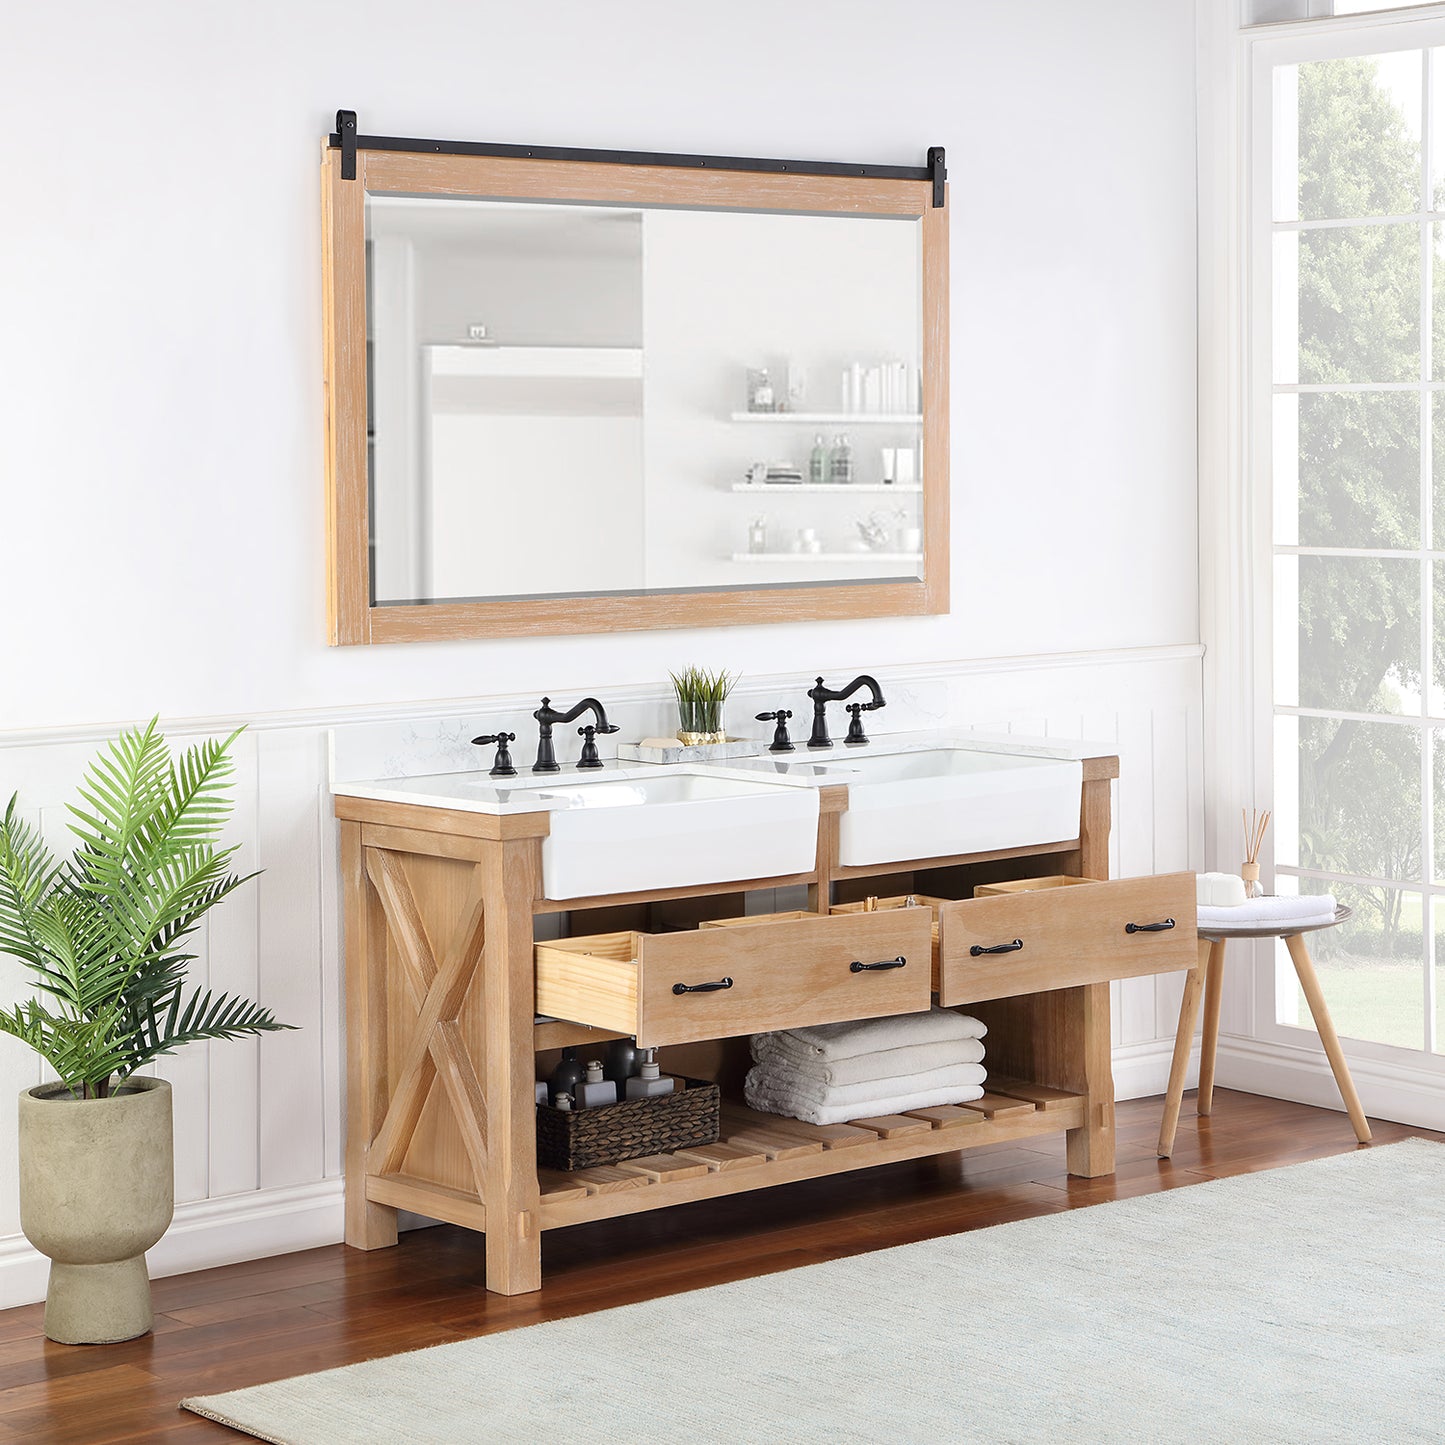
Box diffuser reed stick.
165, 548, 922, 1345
1241, 807, 1271, 898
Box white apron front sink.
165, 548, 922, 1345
511, 769, 820, 900
834, 748, 1083, 867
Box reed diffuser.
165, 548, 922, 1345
1242, 807, 1271, 899
670, 666, 736, 746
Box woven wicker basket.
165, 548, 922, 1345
536, 1077, 720, 1171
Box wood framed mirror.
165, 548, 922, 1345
321, 121, 949, 644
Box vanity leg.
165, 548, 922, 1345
1065, 982, 1116, 1178
480, 838, 544, 1295
340, 822, 399, 1250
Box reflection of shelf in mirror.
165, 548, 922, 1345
426, 345, 642, 417
429, 345, 642, 379
729, 412, 922, 424
730, 483, 922, 495
729, 552, 923, 564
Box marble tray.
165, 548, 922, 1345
617, 736, 764, 765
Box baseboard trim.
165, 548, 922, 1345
1215, 1035, 1445, 1133
0, 1178, 344, 1311
1112, 1038, 1195, 1102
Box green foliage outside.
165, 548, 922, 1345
1295, 57, 1441, 966
0, 720, 290, 1099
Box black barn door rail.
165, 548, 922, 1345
328, 110, 945, 207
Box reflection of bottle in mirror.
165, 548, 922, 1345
748, 368, 774, 413
748, 516, 768, 554
829, 434, 853, 485
809, 435, 828, 485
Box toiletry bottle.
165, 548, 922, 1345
554, 1093, 573, 1112
829, 434, 853, 485
576, 1060, 618, 1108
548, 1046, 585, 1104
625, 1048, 676, 1099
603, 1037, 642, 1096
809, 434, 828, 485
535, 1079, 550, 1106
748, 516, 768, 554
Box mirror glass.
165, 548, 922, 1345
366, 193, 924, 606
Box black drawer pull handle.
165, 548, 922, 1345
850, 956, 907, 973
970, 938, 1024, 957
1125, 918, 1176, 935
672, 977, 734, 995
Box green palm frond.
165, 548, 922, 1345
0, 796, 60, 966
0, 722, 291, 1098
126, 986, 287, 1073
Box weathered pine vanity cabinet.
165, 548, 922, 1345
335, 751, 1197, 1296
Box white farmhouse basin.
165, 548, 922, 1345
512, 769, 820, 900
835, 748, 1083, 867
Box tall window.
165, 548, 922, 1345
1271, 45, 1445, 1054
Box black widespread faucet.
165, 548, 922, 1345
532, 696, 619, 772
806, 675, 886, 749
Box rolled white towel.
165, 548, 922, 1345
751, 1033, 985, 1086
1196, 871, 1247, 907
745, 1060, 987, 1110
1198, 894, 1336, 929
776, 1007, 986, 1062
745, 1072, 986, 1126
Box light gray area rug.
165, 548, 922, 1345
183, 1140, 1445, 1444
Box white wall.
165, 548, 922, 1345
0, 0, 1197, 731
0, 0, 1203, 1303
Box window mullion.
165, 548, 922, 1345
1424, 47, 1438, 1053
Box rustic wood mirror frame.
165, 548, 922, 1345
321, 133, 949, 645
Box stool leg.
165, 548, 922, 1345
1197, 940, 1227, 1117
1284, 932, 1373, 1144
1157, 939, 1210, 1158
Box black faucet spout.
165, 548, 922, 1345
806, 674, 886, 749
532, 696, 620, 772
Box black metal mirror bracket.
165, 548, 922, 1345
329, 110, 945, 206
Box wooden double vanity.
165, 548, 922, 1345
334, 741, 1197, 1296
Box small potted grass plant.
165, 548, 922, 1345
0, 719, 290, 1343
670, 666, 736, 746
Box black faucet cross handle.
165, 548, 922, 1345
575, 723, 618, 770
845, 704, 870, 747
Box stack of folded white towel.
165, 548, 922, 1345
1197, 892, 1338, 930
745, 1008, 987, 1126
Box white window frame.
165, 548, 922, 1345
1243, 11, 1445, 1072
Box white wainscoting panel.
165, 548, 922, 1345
0, 645, 1203, 1306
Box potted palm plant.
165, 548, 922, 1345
0, 720, 290, 1344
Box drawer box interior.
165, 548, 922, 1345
535, 932, 642, 1037
973, 875, 1099, 897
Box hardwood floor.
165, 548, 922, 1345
0, 1089, 1437, 1444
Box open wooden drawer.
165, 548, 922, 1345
535, 909, 932, 1047
937, 872, 1196, 1004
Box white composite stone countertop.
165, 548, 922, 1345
330, 730, 1116, 817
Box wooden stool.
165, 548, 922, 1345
1158, 905, 1371, 1156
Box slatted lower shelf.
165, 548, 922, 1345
534, 1078, 1087, 1229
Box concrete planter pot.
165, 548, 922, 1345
18, 1076, 174, 1344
